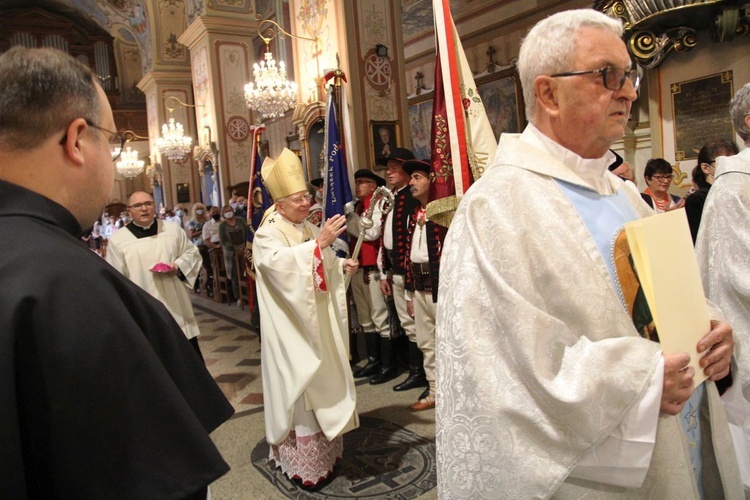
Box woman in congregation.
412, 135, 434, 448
640, 158, 685, 213
188, 202, 212, 295
218, 203, 247, 307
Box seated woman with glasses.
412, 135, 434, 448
685, 139, 740, 243
640, 158, 684, 214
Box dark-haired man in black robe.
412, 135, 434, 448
0, 46, 233, 499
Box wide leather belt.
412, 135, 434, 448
411, 261, 432, 292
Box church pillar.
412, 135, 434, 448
138, 70, 197, 207
178, 15, 257, 206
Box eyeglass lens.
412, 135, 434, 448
129, 201, 154, 209
604, 67, 639, 91
111, 135, 125, 162
289, 194, 313, 204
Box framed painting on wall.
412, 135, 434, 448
408, 96, 433, 160
305, 118, 326, 181
371, 120, 400, 167
476, 67, 525, 141
671, 71, 734, 161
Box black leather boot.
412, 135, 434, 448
369, 337, 399, 384
418, 387, 430, 400
349, 330, 361, 367
353, 332, 381, 377
393, 341, 428, 391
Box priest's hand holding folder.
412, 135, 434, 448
624, 209, 735, 416
661, 321, 734, 415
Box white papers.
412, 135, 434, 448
624, 208, 708, 385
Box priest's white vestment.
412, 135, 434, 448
253, 212, 358, 451
697, 148, 750, 402
695, 149, 750, 495
106, 220, 201, 339
436, 130, 742, 499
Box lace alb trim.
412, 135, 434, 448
269, 431, 343, 485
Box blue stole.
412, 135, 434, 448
557, 180, 705, 496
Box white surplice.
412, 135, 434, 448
106, 220, 202, 339
436, 127, 742, 499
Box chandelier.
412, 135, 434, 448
115, 147, 145, 178
244, 50, 298, 119
156, 96, 203, 163
244, 19, 319, 120
156, 117, 192, 162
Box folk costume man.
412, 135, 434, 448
346, 169, 396, 384
307, 177, 325, 227
253, 148, 359, 487
403, 159, 447, 412
436, 10, 741, 499
378, 148, 429, 396
107, 191, 204, 356
695, 82, 750, 494
0, 46, 232, 499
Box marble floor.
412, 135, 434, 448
191, 294, 438, 499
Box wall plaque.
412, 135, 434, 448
671, 71, 734, 161
176, 183, 190, 204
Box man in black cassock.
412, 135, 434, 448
0, 47, 234, 499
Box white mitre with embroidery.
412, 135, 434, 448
261, 148, 307, 200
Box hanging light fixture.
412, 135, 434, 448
156, 117, 192, 162
245, 49, 297, 119
244, 19, 318, 120
111, 130, 150, 179
156, 96, 201, 163
116, 146, 145, 178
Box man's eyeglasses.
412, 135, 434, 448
86, 120, 127, 162
128, 201, 155, 210
550, 65, 641, 92
59, 119, 126, 162
651, 174, 674, 182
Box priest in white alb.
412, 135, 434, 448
253, 148, 359, 488
107, 191, 203, 356
696, 82, 750, 494
436, 10, 741, 499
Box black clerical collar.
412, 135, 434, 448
126, 220, 158, 238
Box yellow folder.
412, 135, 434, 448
624, 208, 708, 385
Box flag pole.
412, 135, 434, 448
245, 125, 265, 325
332, 54, 345, 152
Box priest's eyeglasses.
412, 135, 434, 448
59, 119, 126, 162
550, 65, 641, 92
128, 201, 155, 210
85, 120, 127, 162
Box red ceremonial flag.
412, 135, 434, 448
427, 0, 497, 227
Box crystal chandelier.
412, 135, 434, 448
244, 49, 298, 119
116, 147, 145, 178
156, 117, 192, 163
